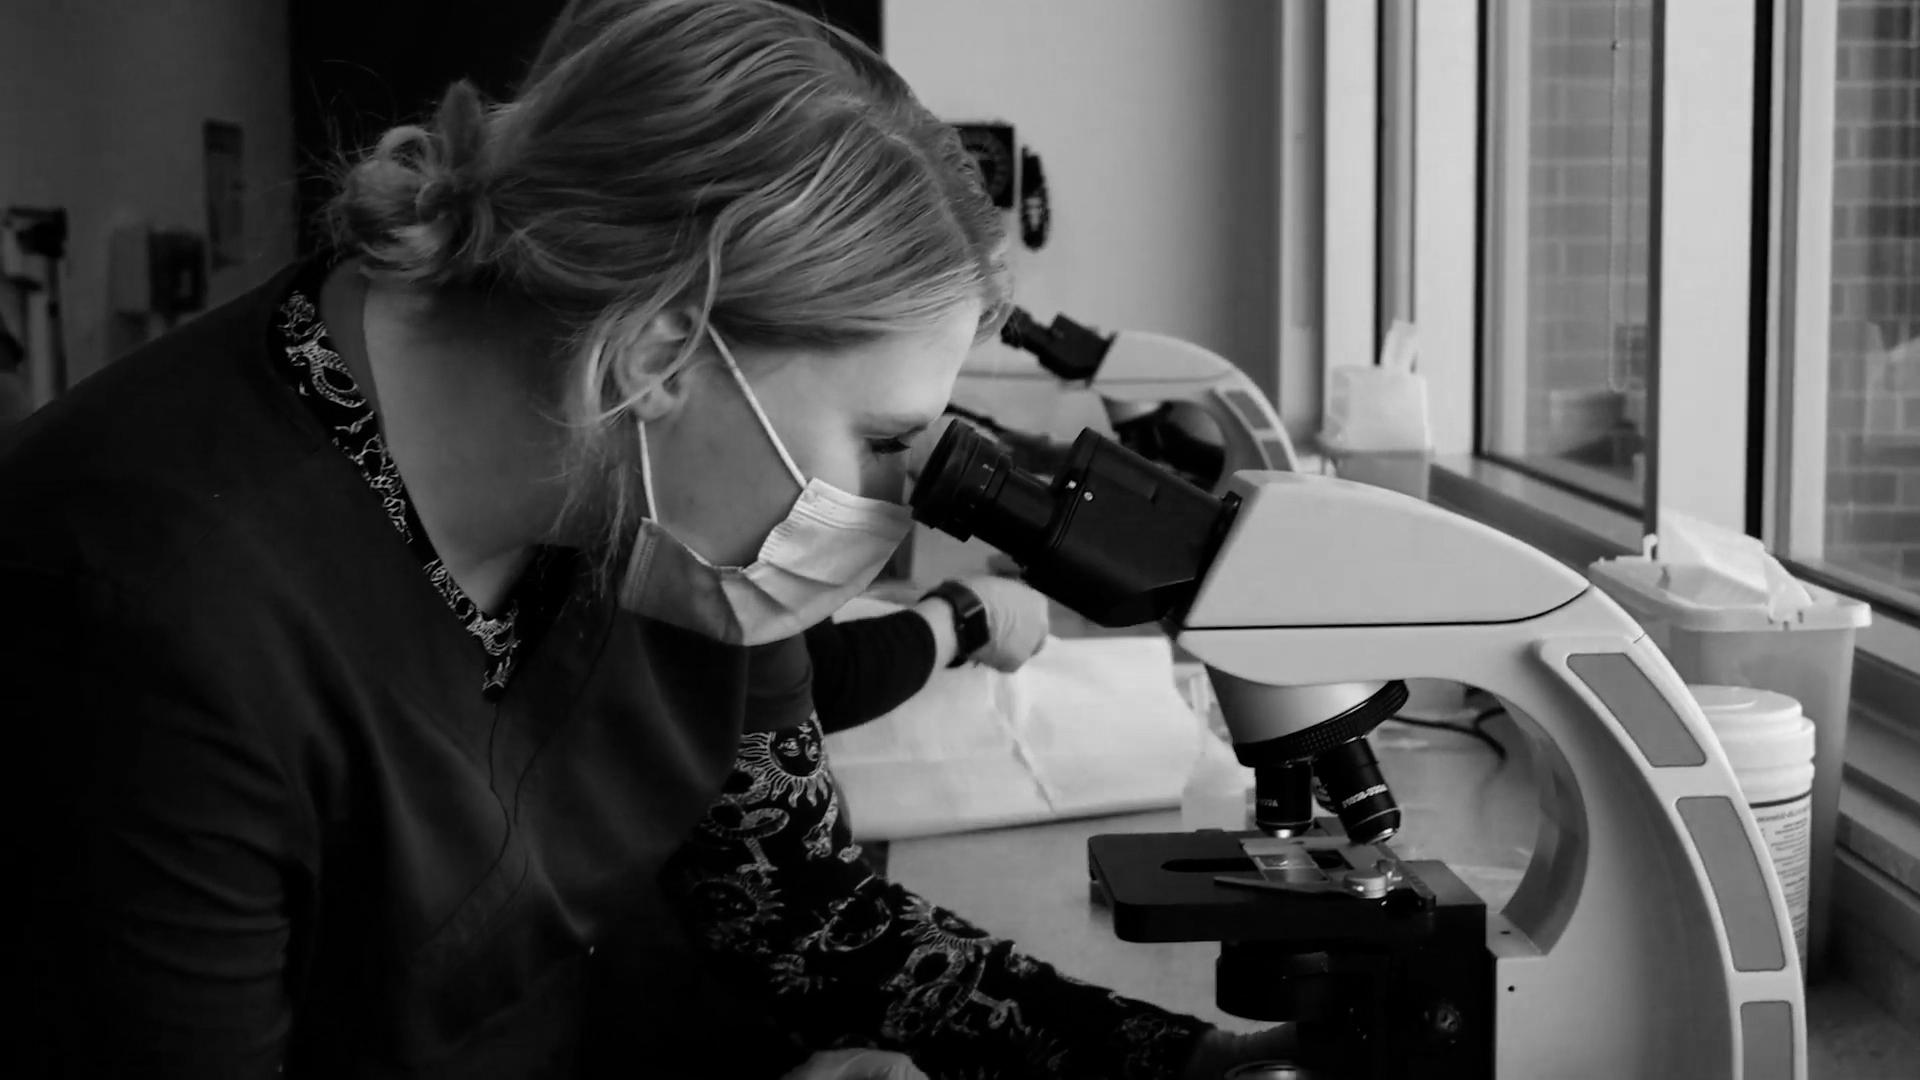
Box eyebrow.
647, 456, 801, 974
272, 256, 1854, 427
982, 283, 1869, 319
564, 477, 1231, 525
865, 412, 938, 435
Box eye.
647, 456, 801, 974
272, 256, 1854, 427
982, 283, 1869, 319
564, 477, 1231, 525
865, 435, 914, 457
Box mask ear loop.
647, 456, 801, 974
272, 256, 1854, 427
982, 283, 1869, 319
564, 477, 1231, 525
637, 418, 661, 522
706, 326, 808, 491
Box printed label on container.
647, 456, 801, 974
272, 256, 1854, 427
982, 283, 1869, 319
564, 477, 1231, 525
1753, 792, 1812, 967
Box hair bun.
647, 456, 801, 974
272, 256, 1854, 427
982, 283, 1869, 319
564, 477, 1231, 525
423, 81, 489, 210
327, 80, 497, 284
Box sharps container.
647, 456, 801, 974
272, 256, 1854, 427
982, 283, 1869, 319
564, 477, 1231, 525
1690, 686, 1817, 972
1589, 556, 1870, 978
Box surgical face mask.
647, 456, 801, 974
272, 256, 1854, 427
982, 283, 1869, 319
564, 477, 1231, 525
617, 327, 914, 645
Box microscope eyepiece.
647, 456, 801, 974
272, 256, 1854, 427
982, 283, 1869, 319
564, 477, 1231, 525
911, 421, 1237, 628
911, 419, 1056, 553
996, 306, 1111, 382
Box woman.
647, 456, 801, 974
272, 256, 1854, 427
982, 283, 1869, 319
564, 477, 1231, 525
1, 2, 1284, 1076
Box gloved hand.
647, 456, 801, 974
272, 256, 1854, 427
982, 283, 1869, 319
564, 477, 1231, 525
959, 573, 1051, 672
1178, 1026, 1309, 1079
779, 1048, 927, 1080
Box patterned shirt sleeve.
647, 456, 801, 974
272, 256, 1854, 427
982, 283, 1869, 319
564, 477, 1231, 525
659, 716, 1212, 1080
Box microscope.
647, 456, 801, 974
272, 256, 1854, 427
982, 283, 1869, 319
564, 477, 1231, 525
909, 423, 1806, 1078
960, 307, 1301, 492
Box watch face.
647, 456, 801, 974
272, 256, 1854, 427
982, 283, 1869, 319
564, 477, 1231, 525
958, 600, 990, 654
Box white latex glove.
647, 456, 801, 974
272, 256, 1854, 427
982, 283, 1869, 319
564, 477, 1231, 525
780, 1048, 928, 1080
962, 573, 1052, 673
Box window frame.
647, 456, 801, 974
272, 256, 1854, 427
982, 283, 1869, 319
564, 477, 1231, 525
1276, 0, 1327, 447
1764, 0, 1920, 631
1474, 0, 1672, 521
1324, 0, 1379, 376
1470, 0, 1761, 533
1411, 0, 1481, 458
1379, 0, 1418, 343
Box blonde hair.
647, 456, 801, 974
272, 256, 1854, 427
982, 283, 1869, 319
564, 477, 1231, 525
326, 0, 1009, 557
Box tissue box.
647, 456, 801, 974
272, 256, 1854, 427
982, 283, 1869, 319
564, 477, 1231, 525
1320, 366, 1431, 453
1317, 322, 1433, 501
1320, 444, 1432, 502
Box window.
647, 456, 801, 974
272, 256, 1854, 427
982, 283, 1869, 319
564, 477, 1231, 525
1379, 0, 1418, 342
1812, 0, 1920, 606
1481, 0, 1654, 511
1773, 0, 1920, 619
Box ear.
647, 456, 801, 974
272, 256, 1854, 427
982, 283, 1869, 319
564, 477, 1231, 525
615, 308, 704, 422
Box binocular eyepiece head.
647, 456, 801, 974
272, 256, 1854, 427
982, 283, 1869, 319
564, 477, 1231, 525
910, 421, 1401, 845
911, 420, 1235, 629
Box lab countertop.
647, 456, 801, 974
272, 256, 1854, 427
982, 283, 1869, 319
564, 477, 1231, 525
883, 715, 1920, 1076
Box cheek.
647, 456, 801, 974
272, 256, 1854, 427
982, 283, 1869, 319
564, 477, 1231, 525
778, 428, 908, 503
752, 377, 876, 495
797, 438, 882, 498
778, 426, 906, 503
857, 454, 910, 503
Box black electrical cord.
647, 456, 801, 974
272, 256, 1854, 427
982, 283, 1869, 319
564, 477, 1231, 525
1387, 705, 1510, 763
1311, 703, 1511, 815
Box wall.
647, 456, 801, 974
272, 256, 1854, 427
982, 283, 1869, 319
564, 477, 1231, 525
1826, 0, 1920, 594
3, 1, 1275, 422
884, 0, 1282, 407
0, 0, 296, 387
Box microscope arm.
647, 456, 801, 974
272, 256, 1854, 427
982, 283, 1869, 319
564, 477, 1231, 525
1178, 472, 1807, 1080
1091, 328, 1302, 475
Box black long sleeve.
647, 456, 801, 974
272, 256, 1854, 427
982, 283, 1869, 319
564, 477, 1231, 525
7, 566, 297, 1079
661, 718, 1211, 1079
803, 609, 939, 734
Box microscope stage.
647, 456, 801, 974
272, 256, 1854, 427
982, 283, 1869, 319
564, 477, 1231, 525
1088, 825, 1487, 946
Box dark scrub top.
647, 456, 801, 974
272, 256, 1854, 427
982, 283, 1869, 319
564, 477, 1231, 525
0, 258, 1209, 1078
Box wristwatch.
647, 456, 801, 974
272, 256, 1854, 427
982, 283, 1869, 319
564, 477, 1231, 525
922, 580, 990, 668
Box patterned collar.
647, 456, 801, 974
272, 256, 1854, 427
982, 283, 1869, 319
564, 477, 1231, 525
273, 264, 539, 698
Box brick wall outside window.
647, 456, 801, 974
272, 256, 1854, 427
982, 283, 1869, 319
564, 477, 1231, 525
1518, 0, 1919, 594
1516, 0, 1652, 480
1827, 0, 1920, 595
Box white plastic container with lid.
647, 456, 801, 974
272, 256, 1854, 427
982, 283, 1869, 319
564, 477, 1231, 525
1690, 684, 1817, 972
1591, 554, 1867, 977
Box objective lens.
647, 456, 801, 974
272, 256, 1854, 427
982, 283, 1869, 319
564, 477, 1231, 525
1253, 762, 1315, 835
1312, 738, 1399, 844
910, 421, 1053, 556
